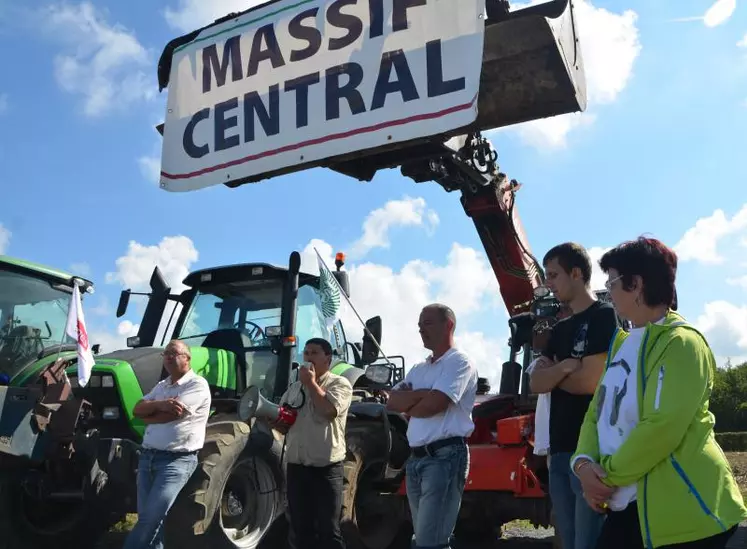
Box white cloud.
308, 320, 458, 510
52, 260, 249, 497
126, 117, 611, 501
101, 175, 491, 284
164, 0, 268, 32
300, 233, 510, 389
695, 300, 747, 361
587, 246, 611, 291
41, 2, 155, 117
674, 204, 747, 264
0, 93, 7, 115
509, 0, 642, 148
90, 320, 139, 355
738, 34, 747, 48
106, 235, 199, 290
703, 0, 737, 27
0, 223, 10, 254
105, 235, 199, 344
350, 196, 439, 258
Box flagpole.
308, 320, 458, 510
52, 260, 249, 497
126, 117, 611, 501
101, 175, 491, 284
313, 248, 391, 365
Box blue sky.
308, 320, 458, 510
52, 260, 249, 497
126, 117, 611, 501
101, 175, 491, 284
1, 0, 746, 387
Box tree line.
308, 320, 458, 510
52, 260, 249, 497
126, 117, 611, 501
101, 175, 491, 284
711, 359, 747, 433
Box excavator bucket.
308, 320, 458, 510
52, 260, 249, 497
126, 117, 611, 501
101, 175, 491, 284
155, 0, 586, 191
474, 0, 586, 130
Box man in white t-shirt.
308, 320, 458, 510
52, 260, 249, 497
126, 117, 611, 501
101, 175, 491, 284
123, 339, 211, 549
386, 303, 478, 549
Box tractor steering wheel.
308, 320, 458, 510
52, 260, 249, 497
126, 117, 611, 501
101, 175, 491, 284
233, 321, 266, 344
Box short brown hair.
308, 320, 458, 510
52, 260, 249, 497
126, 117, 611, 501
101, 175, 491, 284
543, 242, 592, 285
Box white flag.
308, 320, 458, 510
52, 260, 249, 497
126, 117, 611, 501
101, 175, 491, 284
315, 249, 341, 329
65, 284, 95, 387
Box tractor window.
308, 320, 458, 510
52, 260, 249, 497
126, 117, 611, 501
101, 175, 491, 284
179, 293, 225, 338
177, 280, 283, 346
295, 283, 332, 363
0, 270, 75, 379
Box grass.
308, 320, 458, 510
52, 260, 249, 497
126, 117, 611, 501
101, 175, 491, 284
108, 513, 138, 533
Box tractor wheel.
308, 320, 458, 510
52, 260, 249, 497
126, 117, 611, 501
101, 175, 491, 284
164, 421, 282, 549
340, 422, 408, 549
0, 471, 116, 549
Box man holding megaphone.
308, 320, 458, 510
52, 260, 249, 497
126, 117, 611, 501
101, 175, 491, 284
273, 337, 353, 549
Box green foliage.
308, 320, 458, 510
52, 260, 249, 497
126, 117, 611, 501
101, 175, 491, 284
715, 432, 747, 452
710, 361, 747, 433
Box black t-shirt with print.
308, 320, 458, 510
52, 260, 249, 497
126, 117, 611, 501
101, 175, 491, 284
542, 300, 618, 455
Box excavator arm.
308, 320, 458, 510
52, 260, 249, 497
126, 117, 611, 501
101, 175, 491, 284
396, 133, 545, 317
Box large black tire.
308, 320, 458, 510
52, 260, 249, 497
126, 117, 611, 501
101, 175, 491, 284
0, 471, 118, 549
164, 421, 283, 549
341, 421, 408, 549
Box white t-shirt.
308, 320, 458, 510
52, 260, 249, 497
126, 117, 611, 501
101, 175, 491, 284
525, 356, 550, 456
596, 325, 647, 511
141, 369, 212, 453
395, 347, 478, 448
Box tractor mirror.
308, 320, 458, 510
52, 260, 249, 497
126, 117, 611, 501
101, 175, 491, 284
361, 316, 382, 365
116, 290, 131, 318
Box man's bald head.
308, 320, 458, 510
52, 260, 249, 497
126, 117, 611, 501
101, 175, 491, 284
422, 303, 456, 328
418, 303, 457, 353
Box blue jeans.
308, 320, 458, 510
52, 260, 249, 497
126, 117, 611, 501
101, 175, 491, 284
548, 452, 605, 549
405, 440, 469, 549
123, 448, 199, 549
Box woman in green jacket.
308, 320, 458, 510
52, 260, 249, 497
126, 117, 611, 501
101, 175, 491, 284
571, 237, 746, 549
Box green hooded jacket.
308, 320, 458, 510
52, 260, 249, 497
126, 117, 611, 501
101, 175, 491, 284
572, 310, 747, 548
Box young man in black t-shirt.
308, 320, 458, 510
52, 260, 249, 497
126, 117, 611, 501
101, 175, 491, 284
529, 243, 618, 549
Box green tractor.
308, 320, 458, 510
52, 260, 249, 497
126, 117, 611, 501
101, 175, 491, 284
0, 250, 412, 549
116, 250, 411, 548
0, 255, 114, 547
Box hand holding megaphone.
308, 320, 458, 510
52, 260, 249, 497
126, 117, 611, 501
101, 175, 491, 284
299, 361, 316, 387
238, 386, 303, 431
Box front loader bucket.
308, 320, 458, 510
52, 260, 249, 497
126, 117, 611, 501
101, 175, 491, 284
474, 0, 587, 131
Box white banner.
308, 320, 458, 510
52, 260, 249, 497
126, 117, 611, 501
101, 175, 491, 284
159, 0, 486, 192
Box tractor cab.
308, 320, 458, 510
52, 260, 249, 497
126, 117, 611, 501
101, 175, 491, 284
116, 251, 383, 402
0, 256, 94, 386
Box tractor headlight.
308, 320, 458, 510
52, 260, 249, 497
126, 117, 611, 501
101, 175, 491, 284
102, 375, 114, 388
102, 407, 120, 420
365, 364, 393, 385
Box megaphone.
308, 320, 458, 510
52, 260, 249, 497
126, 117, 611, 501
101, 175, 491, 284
238, 386, 300, 427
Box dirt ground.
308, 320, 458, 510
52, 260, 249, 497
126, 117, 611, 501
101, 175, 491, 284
727, 452, 747, 498
100, 454, 747, 548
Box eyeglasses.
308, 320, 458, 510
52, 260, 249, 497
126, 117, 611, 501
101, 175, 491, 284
162, 350, 190, 359
605, 275, 622, 291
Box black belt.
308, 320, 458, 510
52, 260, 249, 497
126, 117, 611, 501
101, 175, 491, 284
410, 436, 466, 458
